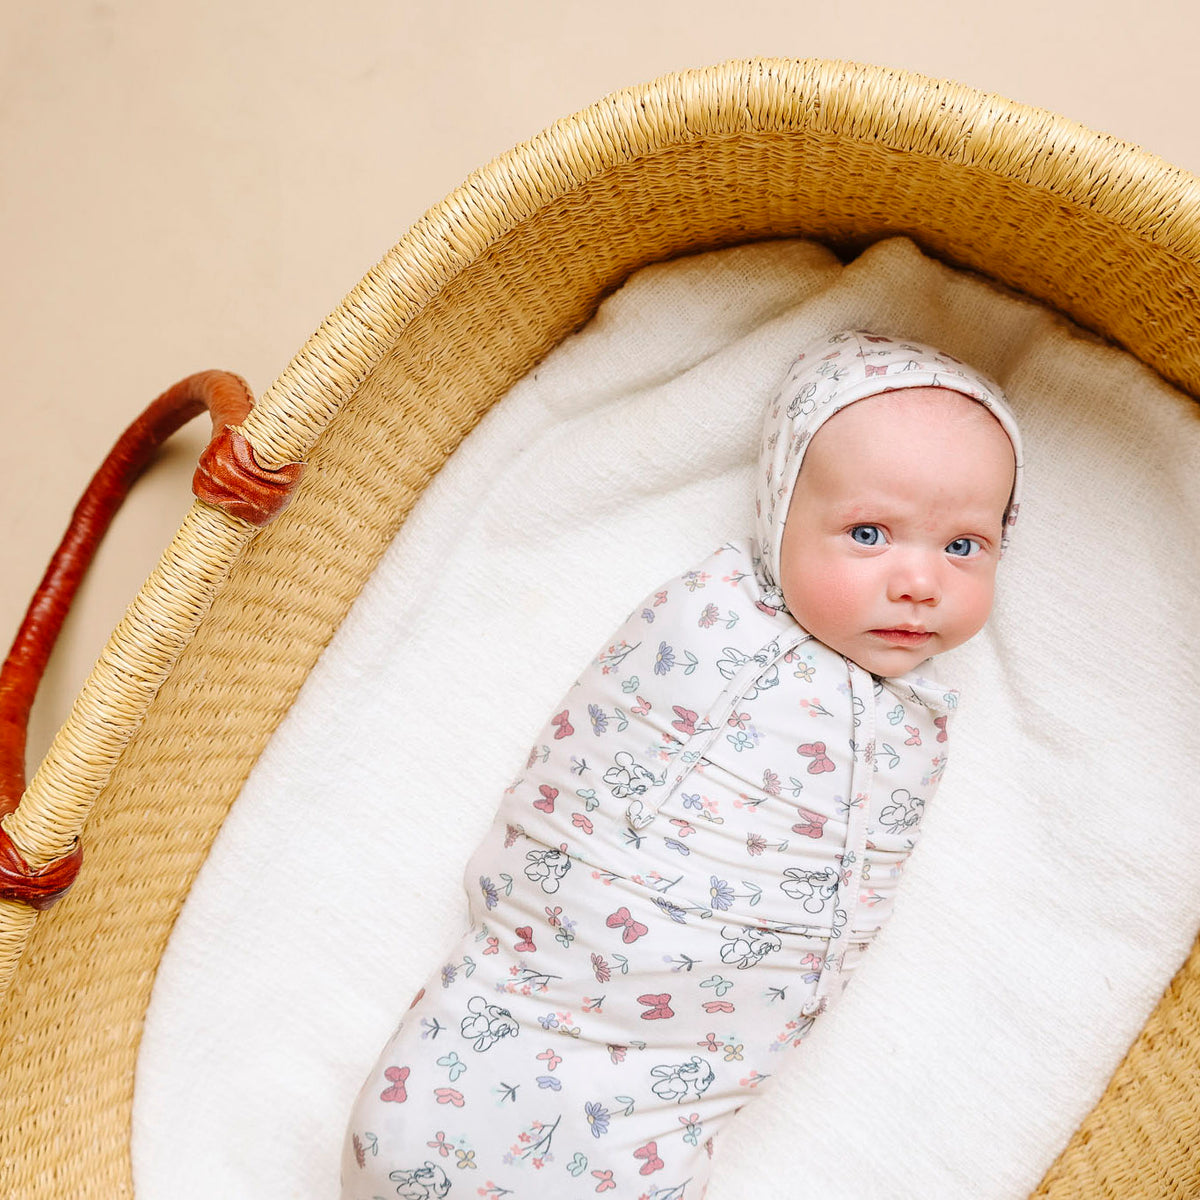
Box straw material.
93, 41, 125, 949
1, 57, 1198, 1198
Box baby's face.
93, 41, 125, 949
778, 388, 1016, 677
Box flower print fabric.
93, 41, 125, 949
341, 331, 1022, 1200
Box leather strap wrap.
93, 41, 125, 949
0, 826, 82, 910
192, 427, 305, 525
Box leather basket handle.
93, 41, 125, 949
0, 371, 304, 909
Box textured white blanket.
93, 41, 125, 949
134, 237, 1200, 1199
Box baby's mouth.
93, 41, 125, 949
869, 628, 932, 647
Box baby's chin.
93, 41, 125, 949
835, 632, 942, 678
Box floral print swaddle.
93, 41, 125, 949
341, 330, 1021, 1199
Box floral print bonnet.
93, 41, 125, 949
755, 328, 1025, 596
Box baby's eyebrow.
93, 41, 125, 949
831, 499, 890, 520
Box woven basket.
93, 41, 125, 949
1, 58, 1197, 1199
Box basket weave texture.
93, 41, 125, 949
1, 57, 1198, 1199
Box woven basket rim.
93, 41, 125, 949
242, 56, 1200, 470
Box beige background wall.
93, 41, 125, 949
3, 0, 1196, 768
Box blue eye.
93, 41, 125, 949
849, 525, 885, 546
946, 537, 982, 558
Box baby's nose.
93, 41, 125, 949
887, 554, 941, 605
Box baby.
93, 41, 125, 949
341, 329, 1022, 1200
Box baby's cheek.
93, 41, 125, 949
945, 570, 998, 647
784, 562, 862, 640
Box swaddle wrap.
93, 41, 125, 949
493, 537, 955, 1017
341, 327, 1022, 1198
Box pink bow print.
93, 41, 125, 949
791, 805, 827, 838
671, 706, 698, 736
637, 992, 675, 1021
633, 1140, 665, 1175
606, 906, 649, 944
798, 742, 835, 774
380, 1065, 409, 1103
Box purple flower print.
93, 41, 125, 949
654, 898, 687, 924
708, 876, 735, 911
584, 1101, 611, 1138
588, 704, 608, 735
654, 642, 676, 675
479, 876, 499, 910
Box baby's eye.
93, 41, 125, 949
849, 525, 886, 547
945, 537, 982, 558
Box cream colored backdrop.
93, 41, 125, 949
2, 0, 1196, 765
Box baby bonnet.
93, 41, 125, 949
755, 328, 1024, 593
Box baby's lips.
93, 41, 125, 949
869, 628, 932, 645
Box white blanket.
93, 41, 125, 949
133, 236, 1200, 1199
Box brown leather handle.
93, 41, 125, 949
0, 371, 304, 909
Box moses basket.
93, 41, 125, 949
1, 58, 1197, 1198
